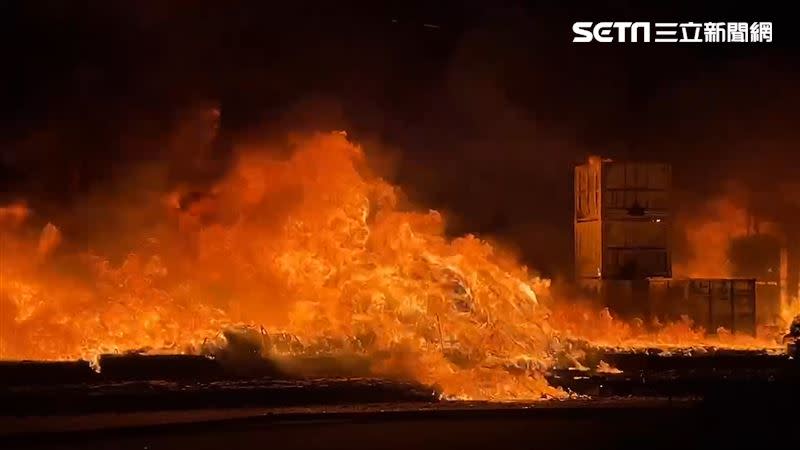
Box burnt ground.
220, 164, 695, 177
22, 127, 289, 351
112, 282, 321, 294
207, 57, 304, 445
1, 399, 797, 450
550, 348, 800, 398
1, 350, 799, 449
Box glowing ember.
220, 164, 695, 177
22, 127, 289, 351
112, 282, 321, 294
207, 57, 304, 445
0, 132, 788, 400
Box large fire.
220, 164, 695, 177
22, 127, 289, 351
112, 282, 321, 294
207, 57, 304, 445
673, 188, 781, 279
0, 132, 788, 400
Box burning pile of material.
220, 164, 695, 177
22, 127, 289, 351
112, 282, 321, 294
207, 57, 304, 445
0, 132, 564, 399
0, 132, 788, 401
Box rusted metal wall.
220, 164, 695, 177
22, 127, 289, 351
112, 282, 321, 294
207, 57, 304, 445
603, 219, 670, 279
574, 220, 601, 278
574, 163, 601, 221
686, 279, 756, 335
574, 159, 671, 280
577, 278, 652, 320
602, 162, 671, 219
602, 247, 671, 279
579, 278, 757, 336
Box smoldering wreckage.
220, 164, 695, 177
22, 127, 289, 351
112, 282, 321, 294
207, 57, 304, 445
1, 132, 800, 414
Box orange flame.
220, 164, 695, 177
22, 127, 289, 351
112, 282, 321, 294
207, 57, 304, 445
0, 132, 788, 400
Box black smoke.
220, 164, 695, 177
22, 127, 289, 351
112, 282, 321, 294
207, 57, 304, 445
1, 1, 799, 278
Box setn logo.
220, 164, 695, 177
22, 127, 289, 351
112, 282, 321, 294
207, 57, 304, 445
572, 22, 651, 43
573, 21, 772, 43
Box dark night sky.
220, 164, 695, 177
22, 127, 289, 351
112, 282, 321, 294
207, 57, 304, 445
1, 1, 799, 278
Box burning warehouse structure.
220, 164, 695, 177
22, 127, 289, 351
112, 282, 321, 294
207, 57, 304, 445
1, 143, 798, 450
574, 156, 672, 282
574, 157, 787, 335
3, 2, 800, 447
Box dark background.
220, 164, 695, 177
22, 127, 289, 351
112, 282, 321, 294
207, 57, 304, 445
1, 1, 798, 278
